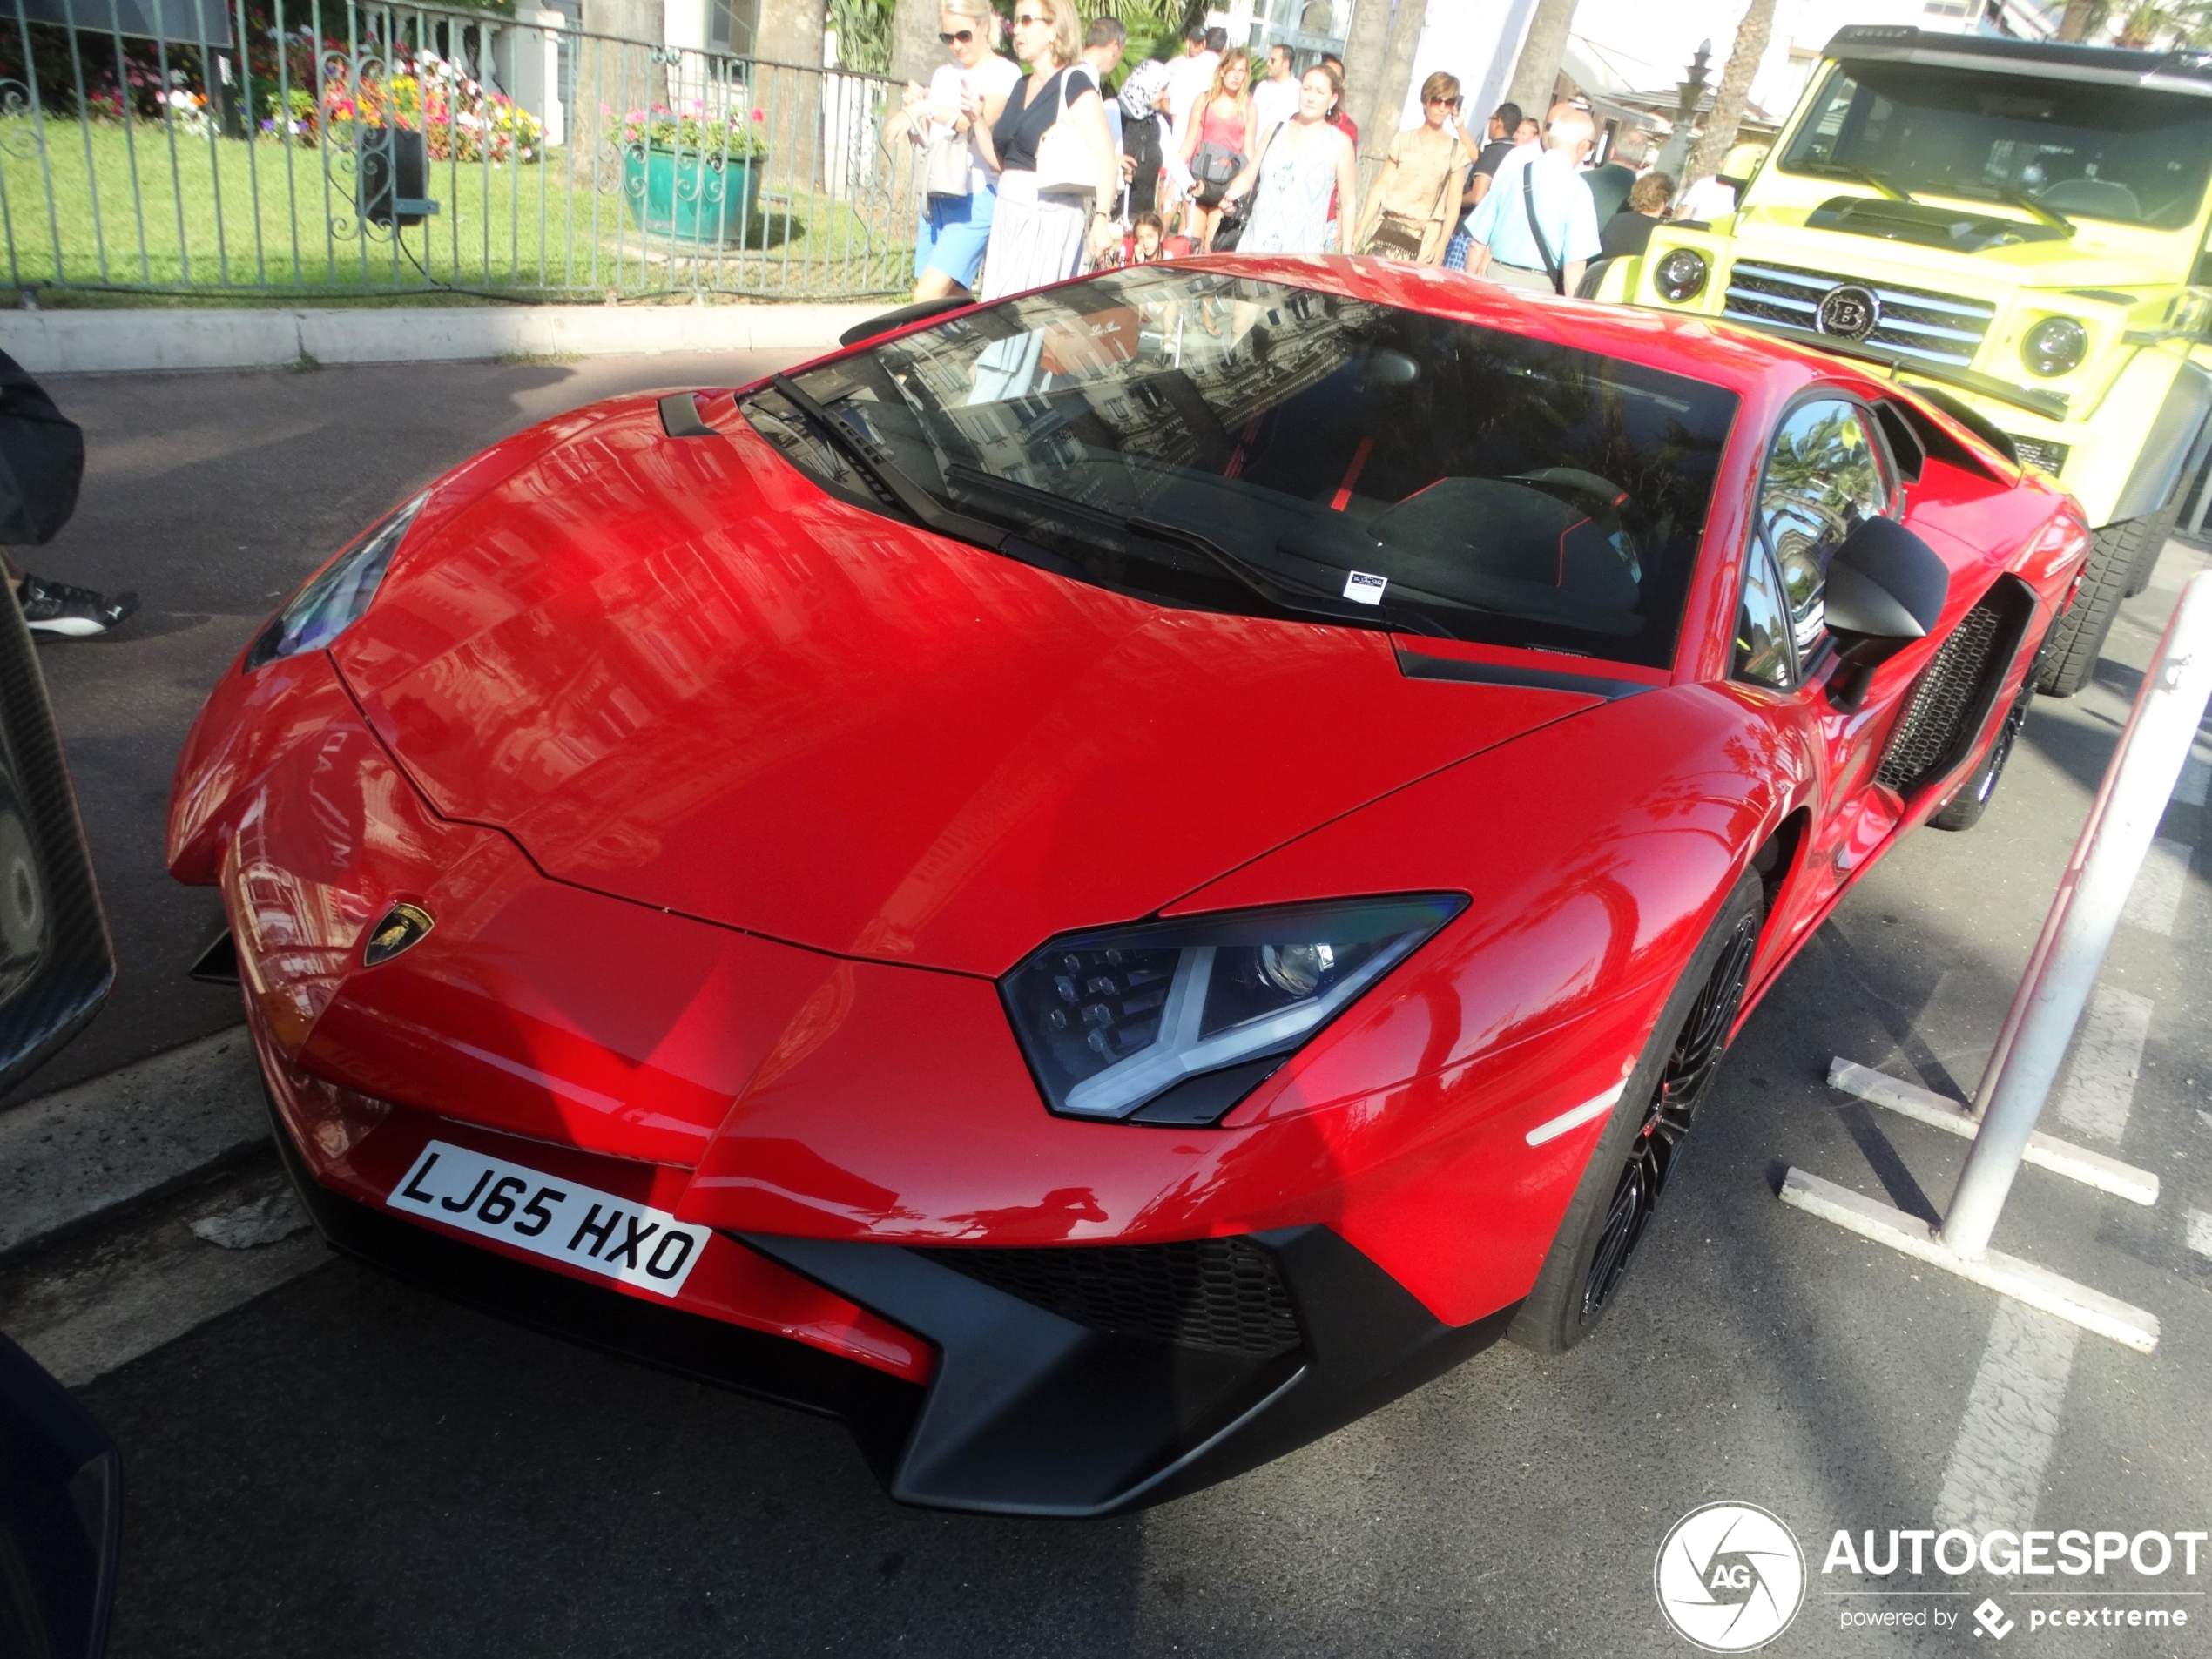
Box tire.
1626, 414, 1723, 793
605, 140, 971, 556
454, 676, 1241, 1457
2035, 516, 2143, 698
1929, 689, 2028, 833
2121, 502, 2179, 599
1507, 867, 1764, 1355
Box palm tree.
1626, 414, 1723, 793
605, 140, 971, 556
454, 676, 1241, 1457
1683, 0, 1777, 186
1504, 0, 1577, 117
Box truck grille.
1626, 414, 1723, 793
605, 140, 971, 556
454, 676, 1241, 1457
919, 1237, 1303, 1357
1723, 260, 1996, 370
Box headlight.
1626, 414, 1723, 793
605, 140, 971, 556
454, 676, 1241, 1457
246, 493, 427, 671
1001, 894, 1466, 1125
1653, 247, 1709, 304
2021, 315, 2087, 378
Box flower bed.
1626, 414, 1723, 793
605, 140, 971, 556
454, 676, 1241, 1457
615, 100, 771, 161
321, 47, 543, 164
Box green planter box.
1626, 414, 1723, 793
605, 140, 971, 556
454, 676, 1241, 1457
621, 145, 761, 245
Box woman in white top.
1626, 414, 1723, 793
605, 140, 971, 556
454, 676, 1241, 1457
966, 0, 1120, 300
1220, 64, 1358, 257
884, 0, 1021, 302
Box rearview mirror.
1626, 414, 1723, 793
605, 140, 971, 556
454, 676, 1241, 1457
1823, 516, 1950, 711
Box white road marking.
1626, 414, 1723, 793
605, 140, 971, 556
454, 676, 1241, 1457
10, 1231, 325, 1387
2176, 754, 2210, 808
2187, 1210, 2212, 1261
1933, 1300, 2080, 1534
2055, 986, 2154, 1144
2121, 837, 2194, 935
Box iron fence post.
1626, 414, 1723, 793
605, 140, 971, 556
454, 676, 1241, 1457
1941, 570, 2212, 1258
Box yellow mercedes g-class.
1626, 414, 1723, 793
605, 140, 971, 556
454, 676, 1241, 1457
1607, 25, 2212, 695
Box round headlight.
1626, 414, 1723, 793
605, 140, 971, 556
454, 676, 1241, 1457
2021, 315, 2087, 378
1654, 247, 1709, 304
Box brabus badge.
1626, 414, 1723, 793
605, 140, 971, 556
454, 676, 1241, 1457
363, 902, 435, 967
1816, 284, 1881, 342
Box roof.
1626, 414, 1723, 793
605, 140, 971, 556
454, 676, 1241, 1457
1196, 252, 1856, 402
1824, 24, 2212, 95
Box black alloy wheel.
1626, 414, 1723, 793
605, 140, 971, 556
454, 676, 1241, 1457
1930, 689, 2029, 833
1577, 912, 1758, 1321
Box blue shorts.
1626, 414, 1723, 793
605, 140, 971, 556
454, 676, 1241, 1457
916, 189, 996, 289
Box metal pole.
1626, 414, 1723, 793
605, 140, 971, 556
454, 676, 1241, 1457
1942, 570, 2212, 1258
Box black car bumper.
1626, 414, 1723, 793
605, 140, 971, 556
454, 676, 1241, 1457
271, 1096, 1513, 1516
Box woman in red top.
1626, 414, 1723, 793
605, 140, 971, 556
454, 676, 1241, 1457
1179, 53, 1251, 252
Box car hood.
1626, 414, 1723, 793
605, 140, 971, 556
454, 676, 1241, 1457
334, 397, 1597, 974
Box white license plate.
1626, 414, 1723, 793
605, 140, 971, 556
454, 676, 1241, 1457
388, 1139, 710, 1298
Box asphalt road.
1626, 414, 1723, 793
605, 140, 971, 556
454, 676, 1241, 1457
10, 350, 794, 1104
11, 361, 2212, 1656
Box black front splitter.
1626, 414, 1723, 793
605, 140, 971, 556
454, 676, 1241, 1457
271, 1089, 1514, 1517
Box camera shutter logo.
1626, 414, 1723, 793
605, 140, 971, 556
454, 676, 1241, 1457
1654, 1502, 1806, 1651
1815, 283, 1882, 342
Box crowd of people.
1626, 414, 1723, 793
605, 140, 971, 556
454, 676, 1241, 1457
893, 7, 1703, 305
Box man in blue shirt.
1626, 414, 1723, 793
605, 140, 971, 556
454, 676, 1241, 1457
1463, 102, 1602, 296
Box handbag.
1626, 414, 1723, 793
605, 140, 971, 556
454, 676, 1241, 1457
923, 131, 972, 198
1359, 211, 1426, 260
1033, 69, 1099, 197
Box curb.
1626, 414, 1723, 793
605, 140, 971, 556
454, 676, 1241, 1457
0, 1028, 269, 1263
0, 300, 888, 375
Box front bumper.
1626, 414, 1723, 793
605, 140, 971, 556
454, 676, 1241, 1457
266, 1075, 1514, 1516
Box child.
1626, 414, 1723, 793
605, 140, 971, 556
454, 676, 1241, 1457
1130, 211, 1165, 264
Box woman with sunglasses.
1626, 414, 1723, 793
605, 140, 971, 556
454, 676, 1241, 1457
885, 0, 1021, 302
1350, 71, 1477, 265
966, 0, 1121, 299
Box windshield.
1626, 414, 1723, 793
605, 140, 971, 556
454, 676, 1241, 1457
1781, 60, 2212, 229
745, 269, 1737, 670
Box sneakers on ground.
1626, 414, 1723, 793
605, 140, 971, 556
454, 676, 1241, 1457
17, 574, 138, 637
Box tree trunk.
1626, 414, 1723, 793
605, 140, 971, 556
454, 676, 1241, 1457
579, 0, 661, 140
889, 0, 941, 87
756, 0, 826, 193
1683, 0, 1776, 185
2055, 0, 2098, 41
1504, 0, 1577, 118
1340, 0, 1396, 143
1353, 0, 1426, 190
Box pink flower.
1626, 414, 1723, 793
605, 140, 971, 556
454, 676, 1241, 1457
752, 107, 764, 120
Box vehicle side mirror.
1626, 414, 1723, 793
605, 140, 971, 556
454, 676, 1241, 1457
837, 295, 974, 348
1823, 516, 1949, 711
0, 1333, 121, 1659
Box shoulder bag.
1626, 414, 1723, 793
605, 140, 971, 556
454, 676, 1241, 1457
924, 129, 973, 197
1521, 164, 1565, 293
1034, 70, 1100, 197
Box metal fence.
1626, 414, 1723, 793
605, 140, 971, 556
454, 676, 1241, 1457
0, 0, 927, 299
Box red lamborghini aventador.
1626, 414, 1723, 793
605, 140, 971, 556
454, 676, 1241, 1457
169, 257, 2090, 1515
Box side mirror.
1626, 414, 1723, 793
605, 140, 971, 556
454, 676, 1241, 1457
0, 1333, 121, 1659
837, 295, 974, 349
1823, 516, 1950, 711
0, 579, 113, 1096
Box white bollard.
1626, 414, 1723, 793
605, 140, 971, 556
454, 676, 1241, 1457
1942, 570, 2212, 1259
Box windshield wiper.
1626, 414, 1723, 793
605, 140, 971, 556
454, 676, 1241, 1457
765, 374, 1005, 550
1810, 161, 1912, 202
1989, 185, 2074, 234
1123, 516, 1453, 639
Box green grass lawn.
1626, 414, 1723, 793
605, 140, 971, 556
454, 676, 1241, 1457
0, 117, 916, 298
